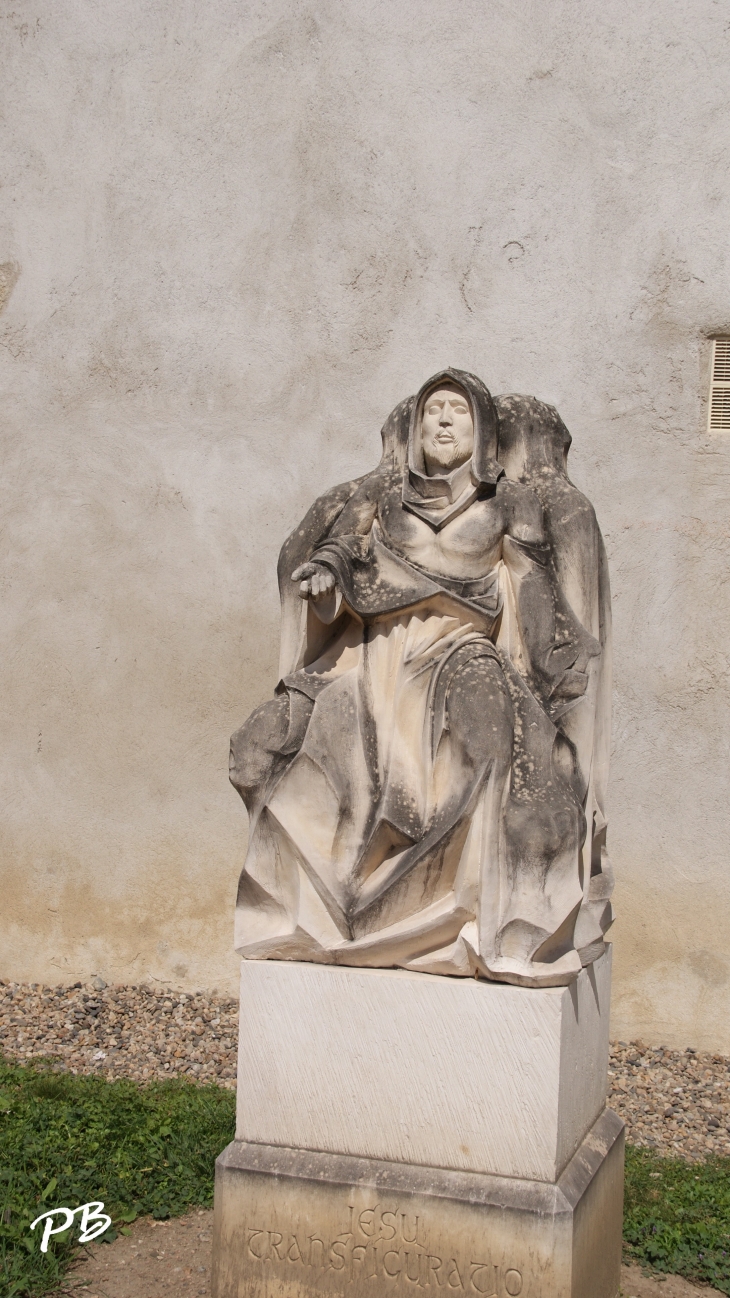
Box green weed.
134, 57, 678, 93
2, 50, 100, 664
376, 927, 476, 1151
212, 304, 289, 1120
0, 1056, 235, 1296
624, 1143, 730, 1292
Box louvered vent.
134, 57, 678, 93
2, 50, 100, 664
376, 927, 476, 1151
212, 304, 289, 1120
709, 339, 730, 430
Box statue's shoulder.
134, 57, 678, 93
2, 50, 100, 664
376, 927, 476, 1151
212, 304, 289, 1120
277, 476, 364, 577
495, 476, 545, 541
278, 464, 401, 576
352, 463, 401, 502
495, 475, 543, 510
365, 461, 401, 485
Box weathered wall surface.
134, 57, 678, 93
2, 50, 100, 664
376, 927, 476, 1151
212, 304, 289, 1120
1, 0, 729, 1046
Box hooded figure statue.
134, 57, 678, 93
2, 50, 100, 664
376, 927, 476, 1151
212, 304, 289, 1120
230, 369, 613, 987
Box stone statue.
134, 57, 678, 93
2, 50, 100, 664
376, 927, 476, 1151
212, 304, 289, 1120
230, 369, 613, 987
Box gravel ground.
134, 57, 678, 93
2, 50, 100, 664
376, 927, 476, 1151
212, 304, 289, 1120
0, 981, 238, 1089
3, 981, 730, 1162
610, 1038, 730, 1161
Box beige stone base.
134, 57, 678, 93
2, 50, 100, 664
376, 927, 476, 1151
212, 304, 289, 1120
234, 953, 613, 1183
211, 1108, 624, 1298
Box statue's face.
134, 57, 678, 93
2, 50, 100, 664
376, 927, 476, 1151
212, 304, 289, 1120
420, 385, 474, 475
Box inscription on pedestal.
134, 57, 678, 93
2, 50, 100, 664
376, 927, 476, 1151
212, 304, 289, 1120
214, 1112, 625, 1297
243, 1197, 523, 1294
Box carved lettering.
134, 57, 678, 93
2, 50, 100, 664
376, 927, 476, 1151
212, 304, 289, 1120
381, 1208, 397, 1240
427, 1254, 445, 1286
247, 1228, 267, 1260
268, 1231, 285, 1262
242, 1204, 524, 1295
351, 1243, 367, 1274
384, 1249, 403, 1277
469, 1262, 498, 1295
329, 1240, 347, 1271
308, 1235, 325, 1267
446, 1258, 465, 1289
286, 1234, 303, 1263
401, 1213, 423, 1245
364, 1242, 380, 1280
359, 1207, 376, 1237
404, 1249, 422, 1284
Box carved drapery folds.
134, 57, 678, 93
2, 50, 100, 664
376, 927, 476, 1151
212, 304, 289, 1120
230, 370, 613, 987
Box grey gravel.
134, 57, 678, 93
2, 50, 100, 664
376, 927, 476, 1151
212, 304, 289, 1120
609, 1039, 730, 1161
3, 983, 730, 1161
0, 980, 238, 1089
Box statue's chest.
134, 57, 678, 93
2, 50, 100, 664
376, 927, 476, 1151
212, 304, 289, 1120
379, 495, 505, 575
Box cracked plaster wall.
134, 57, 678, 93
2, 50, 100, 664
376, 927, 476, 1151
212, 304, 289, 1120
1, 0, 729, 1048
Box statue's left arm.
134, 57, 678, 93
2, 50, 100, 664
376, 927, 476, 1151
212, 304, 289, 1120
501, 481, 601, 714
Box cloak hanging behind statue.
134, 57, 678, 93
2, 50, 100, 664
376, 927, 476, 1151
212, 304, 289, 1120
229, 370, 613, 988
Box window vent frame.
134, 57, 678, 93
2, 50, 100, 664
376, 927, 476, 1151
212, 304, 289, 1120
709, 338, 730, 432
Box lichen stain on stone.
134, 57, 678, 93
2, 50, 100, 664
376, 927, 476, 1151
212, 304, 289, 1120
0, 260, 20, 314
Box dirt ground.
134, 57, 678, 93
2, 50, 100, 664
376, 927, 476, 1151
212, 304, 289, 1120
56, 1209, 724, 1297
620, 1267, 725, 1297
59, 1212, 213, 1297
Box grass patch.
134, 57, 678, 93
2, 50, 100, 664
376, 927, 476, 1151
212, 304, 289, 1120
624, 1143, 730, 1292
4, 1056, 730, 1298
0, 1056, 235, 1297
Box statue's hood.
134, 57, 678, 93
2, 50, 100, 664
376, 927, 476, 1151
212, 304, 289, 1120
401, 367, 503, 531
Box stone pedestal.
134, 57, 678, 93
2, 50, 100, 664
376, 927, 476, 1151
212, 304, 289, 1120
212, 949, 623, 1298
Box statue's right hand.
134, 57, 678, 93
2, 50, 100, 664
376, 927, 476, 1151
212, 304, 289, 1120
291, 562, 337, 601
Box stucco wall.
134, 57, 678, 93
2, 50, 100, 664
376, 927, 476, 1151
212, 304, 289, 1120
1, 0, 729, 1048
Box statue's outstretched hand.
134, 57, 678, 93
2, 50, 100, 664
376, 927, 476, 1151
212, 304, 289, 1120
292, 562, 337, 601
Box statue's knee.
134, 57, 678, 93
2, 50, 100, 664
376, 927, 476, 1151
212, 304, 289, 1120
447, 656, 513, 763
229, 696, 290, 798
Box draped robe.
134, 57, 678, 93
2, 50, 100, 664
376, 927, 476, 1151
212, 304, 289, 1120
230, 370, 613, 988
